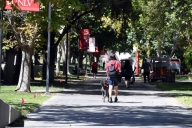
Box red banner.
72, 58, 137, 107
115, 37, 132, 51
79, 29, 90, 50
136, 50, 140, 75
4, 0, 40, 12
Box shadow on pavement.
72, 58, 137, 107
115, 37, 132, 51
24, 105, 192, 127
7, 71, 192, 127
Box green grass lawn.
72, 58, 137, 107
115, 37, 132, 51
0, 74, 87, 116
175, 75, 192, 81
153, 81, 192, 110
0, 85, 63, 116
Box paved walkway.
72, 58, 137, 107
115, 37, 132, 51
19, 71, 192, 127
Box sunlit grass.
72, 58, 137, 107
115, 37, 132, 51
175, 75, 192, 81
0, 85, 63, 116
0, 73, 87, 116
153, 82, 192, 110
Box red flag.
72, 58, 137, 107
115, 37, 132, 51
4, 0, 40, 12
79, 29, 90, 50
34, 93, 37, 98
21, 98, 25, 104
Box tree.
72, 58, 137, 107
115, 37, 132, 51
130, 0, 191, 59
1, 0, 139, 92
3, 11, 39, 92
53, 0, 137, 75
1, 0, 98, 91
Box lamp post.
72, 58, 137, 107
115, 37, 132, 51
46, 2, 51, 94
0, 1, 3, 92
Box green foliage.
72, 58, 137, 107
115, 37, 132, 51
1, 0, 192, 86
130, 0, 192, 57
2, 0, 139, 54
184, 49, 192, 71
34, 71, 43, 78
175, 75, 191, 81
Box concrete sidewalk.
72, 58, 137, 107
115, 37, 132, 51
16, 71, 192, 127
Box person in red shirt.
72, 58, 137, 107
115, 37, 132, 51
106, 55, 120, 103
91, 60, 98, 79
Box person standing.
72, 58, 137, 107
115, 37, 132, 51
91, 60, 98, 79
142, 59, 151, 83
106, 55, 120, 103
123, 60, 133, 89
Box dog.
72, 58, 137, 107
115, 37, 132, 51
100, 79, 109, 102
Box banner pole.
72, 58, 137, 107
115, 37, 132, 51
46, 2, 51, 95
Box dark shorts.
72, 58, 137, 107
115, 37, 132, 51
124, 72, 132, 80
108, 77, 118, 86
125, 75, 131, 80
92, 69, 97, 73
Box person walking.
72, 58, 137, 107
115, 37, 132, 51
106, 55, 120, 103
91, 60, 98, 79
123, 60, 133, 89
141, 59, 151, 83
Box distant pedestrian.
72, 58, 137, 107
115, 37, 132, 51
106, 55, 120, 103
141, 59, 151, 83
91, 60, 98, 79
123, 60, 133, 89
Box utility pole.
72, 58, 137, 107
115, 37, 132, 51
46, 2, 51, 95
0, 1, 3, 92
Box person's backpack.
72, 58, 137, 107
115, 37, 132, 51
108, 64, 117, 77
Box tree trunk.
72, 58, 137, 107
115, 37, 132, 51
50, 47, 55, 83
157, 41, 162, 57
71, 55, 76, 64
79, 51, 84, 69
64, 39, 70, 74
42, 50, 55, 83
42, 52, 47, 80
96, 55, 100, 68
60, 38, 71, 75
42, 31, 56, 83
67, 40, 70, 74
56, 44, 62, 76
14, 48, 22, 84
31, 58, 34, 80
15, 47, 32, 92
34, 52, 41, 65
96, 55, 99, 62
4, 49, 16, 85
170, 38, 178, 58
61, 40, 66, 75
90, 54, 94, 69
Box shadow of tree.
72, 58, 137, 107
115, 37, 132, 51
8, 71, 192, 127
24, 105, 192, 127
